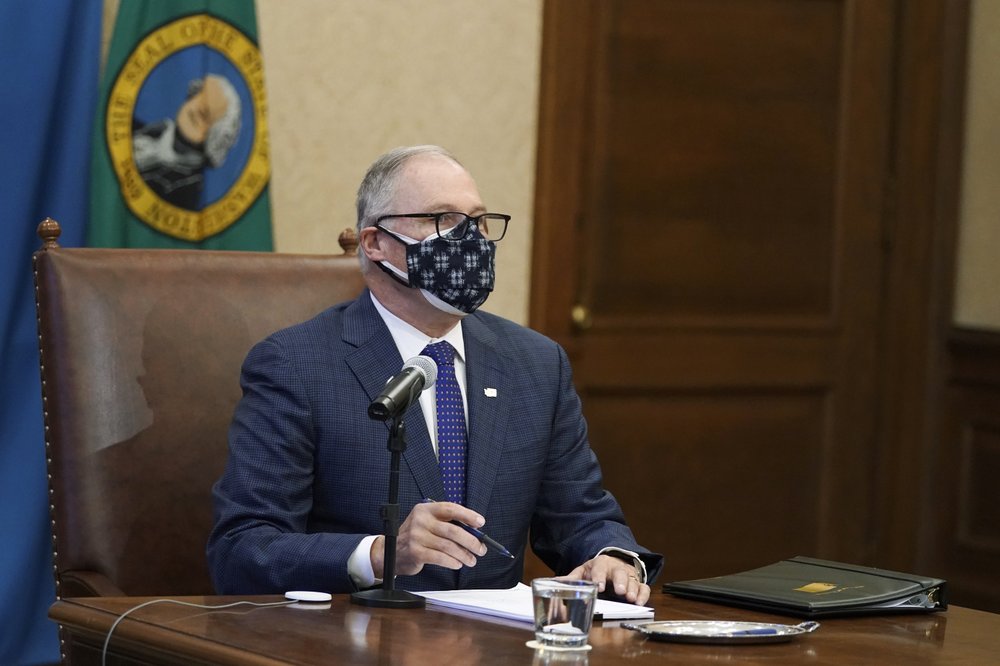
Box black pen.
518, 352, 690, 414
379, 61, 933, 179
422, 498, 515, 559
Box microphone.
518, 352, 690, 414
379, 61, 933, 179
368, 355, 438, 421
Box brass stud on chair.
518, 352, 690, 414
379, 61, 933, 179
338, 227, 359, 255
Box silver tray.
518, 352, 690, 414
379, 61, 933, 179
622, 620, 820, 644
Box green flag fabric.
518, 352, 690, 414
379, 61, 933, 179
90, 0, 273, 249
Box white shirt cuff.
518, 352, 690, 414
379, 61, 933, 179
596, 546, 648, 584
348, 535, 382, 589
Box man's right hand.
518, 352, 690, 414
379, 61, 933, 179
369, 501, 488, 579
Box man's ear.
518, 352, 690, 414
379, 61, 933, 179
359, 226, 387, 262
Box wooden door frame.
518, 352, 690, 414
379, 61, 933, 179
530, 0, 601, 353
873, 0, 969, 571
529, 0, 970, 573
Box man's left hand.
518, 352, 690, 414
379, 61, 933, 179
565, 554, 650, 605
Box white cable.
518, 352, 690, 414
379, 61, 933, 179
101, 598, 296, 666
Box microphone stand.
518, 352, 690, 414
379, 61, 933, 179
351, 416, 425, 608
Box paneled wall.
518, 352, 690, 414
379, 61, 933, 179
935, 330, 1000, 611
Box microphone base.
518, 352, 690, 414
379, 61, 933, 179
350, 588, 426, 608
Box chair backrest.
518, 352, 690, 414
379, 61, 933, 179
33, 218, 366, 597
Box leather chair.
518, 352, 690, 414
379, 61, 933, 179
32, 218, 366, 599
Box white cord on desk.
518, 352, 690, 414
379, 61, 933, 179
101, 598, 296, 666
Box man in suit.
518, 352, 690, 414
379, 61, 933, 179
208, 145, 662, 603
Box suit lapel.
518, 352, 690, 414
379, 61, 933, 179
342, 292, 444, 502
457, 314, 509, 589
461, 314, 509, 516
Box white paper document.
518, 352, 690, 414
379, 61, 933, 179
415, 583, 655, 623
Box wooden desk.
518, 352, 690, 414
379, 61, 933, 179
51, 592, 1000, 665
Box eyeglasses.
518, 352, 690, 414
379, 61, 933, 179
374, 212, 510, 242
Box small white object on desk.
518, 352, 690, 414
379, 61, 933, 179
284, 591, 333, 603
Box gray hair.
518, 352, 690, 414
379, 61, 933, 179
355, 145, 462, 271
188, 75, 241, 168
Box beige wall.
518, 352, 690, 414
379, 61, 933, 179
954, 0, 1000, 330
256, 0, 542, 324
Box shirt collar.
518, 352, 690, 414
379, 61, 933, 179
369, 292, 466, 363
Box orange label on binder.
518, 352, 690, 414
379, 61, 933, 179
795, 582, 837, 593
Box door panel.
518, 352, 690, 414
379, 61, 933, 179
585, 0, 842, 322
588, 392, 827, 574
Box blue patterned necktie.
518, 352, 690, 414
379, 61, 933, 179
422, 341, 467, 505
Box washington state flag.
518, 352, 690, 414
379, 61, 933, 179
89, 0, 272, 249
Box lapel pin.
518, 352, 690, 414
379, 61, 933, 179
484, 388, 498, 398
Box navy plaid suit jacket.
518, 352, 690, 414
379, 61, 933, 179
208, 291, 662, 594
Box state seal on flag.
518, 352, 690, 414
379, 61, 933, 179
105, 13, 269, 241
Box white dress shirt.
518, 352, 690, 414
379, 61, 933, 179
369, 292, 469, 456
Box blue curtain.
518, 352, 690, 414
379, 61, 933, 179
0, 1, 102, 663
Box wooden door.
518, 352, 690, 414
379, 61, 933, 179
531, 0, 896, 582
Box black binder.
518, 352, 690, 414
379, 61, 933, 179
663, 556, 947, 618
